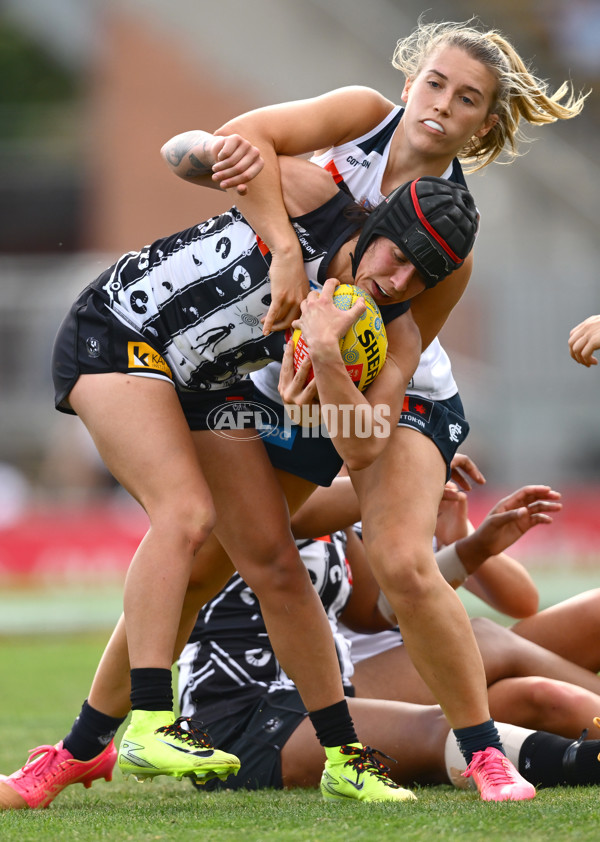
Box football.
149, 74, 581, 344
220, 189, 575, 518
291, 284, 388, 392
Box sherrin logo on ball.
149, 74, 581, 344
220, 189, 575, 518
291, 284, 388, 392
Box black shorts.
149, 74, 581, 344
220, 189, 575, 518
398, 392, 470, 480
178, 381, 262, 431
52, 286, 266, 430
193, 689, 308, 792
254, 387, 469, 486
252, 388, 345, 486
52, 286, 174, 413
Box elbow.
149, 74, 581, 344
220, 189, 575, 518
510, 593, 540, 620
159, 137, 182, 175
215, 120, 234, 137
216, 117, 271, 149
513, 583, 540, 618
496, 590, 539, 620
159, 141, 171, 166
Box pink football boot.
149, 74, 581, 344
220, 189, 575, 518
0, 740, 116, 809
462, 747, 536, 802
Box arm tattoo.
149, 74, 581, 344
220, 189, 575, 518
164, 139, 190, 166
186, 149, 211, 176
166, 135, 212, 174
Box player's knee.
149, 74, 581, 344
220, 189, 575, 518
574, 589, 600, 631
184, 507, 217, 551
375, 549, 436, 607
525, 676, 586, 717
245, 541, 309, 598
153, 494, 217, 553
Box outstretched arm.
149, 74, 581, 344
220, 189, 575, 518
161, 89, 395, 334
215, 86, 395, 178
440, 485, 562, 618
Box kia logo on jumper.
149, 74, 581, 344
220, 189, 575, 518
207, 401, 280, 440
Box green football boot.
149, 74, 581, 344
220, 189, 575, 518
118, 711, 240, 783
321, 743, 416, 802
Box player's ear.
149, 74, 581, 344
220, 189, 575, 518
401, 77, 413, 103
474, 112, 499, 139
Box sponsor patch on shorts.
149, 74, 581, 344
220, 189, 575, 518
401, 395, 433, 422
258, 420, 298, 450
127, 342, 172, 378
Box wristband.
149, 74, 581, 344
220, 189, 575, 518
435, 543, 469, 588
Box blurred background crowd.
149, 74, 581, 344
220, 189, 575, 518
1, 0, 599, 578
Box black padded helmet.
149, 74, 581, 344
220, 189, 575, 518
351, 176, 479, 289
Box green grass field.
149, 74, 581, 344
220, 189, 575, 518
1, 632, 599, 841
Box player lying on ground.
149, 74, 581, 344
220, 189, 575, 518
291, 452, 600, 703
309, 468, 600, 739
176, 478, 600, 795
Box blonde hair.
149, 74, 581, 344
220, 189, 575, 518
392, 18, 589, 171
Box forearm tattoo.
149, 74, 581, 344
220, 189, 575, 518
186, 149, 211, 178
165, 134, 212, 176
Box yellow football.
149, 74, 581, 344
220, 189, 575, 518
291, 284, 388, 392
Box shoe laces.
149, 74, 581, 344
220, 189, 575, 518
155, 717, 214, 749
339, 744, 399, 789
463, 747, 515, 785
19, 745, 64, 780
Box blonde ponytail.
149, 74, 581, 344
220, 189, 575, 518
392, 18, 589, 171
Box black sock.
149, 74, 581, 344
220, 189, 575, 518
453, 719, 505, 764
308, 700, 358, 748
130, 668, 173, 712
519, 730, 600, 787
63, 700, 126, 761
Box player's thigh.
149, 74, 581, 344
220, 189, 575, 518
511, 591, 600, 671
352, 645, 436, 704
68, 372, 211, 512
274, 468, 317, 517
346, 698, 448, 785
350, 427, 446, 569
281, 716, 330, 788
184, 458, 315, 603
192, 429, 296, 558
281, 698, 447, 787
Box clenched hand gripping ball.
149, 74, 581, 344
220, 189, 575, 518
290, 284, 387, 392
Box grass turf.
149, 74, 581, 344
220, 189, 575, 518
1, 633, 599, 840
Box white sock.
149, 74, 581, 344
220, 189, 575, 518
444, 721, 533, 789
